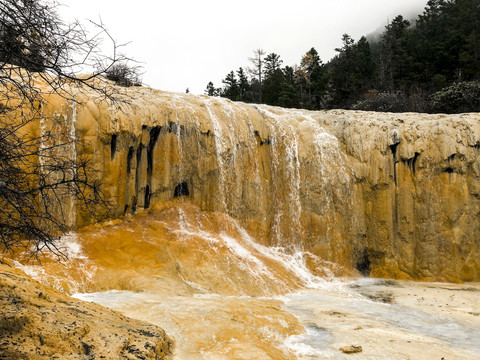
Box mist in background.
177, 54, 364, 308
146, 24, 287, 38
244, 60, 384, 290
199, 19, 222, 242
61, 0, 428, 94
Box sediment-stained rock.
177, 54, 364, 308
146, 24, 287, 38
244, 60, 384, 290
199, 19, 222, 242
0, 264, 173, 359
33, 87, 480, 282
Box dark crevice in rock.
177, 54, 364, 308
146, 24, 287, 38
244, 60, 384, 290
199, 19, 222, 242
390, 143, 399, 163
147, 126, 161, 177
390, 142, 400, 238
168, 122, 179, 134
355, 249, 371, 276
144, 185, 151, 209
125, 146, 135, 215
405, 152, 420, 175
131, 196, 137, 215
389, 143, 399, 184
136, 145, 143, 175
126, 146, 134, 175
254, 130, 271, 145
81, 342, 92, 355
174, 182, 189, 198
132, 144, 144, 214
144, 126, 162, 211
110, 134, 117, 161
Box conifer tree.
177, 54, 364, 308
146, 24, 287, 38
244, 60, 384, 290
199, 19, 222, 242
221, 71, 240, 100
205, 81, 220, 96
236, 67, 251, 102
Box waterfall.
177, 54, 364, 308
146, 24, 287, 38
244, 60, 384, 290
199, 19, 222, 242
29, 89, 480, 283
204, 98, 229, 212
256, 105, 304, 247
12, 89, 480, 360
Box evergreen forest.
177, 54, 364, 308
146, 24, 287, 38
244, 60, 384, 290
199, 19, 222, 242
206, 0, 480, 113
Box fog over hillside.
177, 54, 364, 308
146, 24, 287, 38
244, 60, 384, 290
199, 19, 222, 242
60, 0, 428, 94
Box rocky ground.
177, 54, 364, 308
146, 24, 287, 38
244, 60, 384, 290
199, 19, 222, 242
0, 263, 173, 359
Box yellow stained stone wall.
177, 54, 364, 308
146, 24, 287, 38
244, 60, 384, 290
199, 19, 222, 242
38, 87, 480, 282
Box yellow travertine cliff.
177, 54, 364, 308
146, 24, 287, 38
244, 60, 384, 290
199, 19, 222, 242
36, 87, 480, 282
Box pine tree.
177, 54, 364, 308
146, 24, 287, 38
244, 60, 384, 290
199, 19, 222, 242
264, 53, 283, 75
236, 67, 251, 102
328, 34, 375, 107
221, 71, 240, 100
262, 53, 285, 106
205, 81, 220, 96
296, 48, 324, 108
278, 65, 300, 108
380, 16, 411, 91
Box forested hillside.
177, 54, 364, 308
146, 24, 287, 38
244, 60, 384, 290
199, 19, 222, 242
207, 0, 480, 113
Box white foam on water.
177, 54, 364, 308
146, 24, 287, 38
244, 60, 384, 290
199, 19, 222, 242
13, 260, 49, 282
173, 227, 220, 246
179, 274, 208, 293
218, 232, 273, 279
54, 232, 86, 259
72, 289, 136, 305
232, 220, 338, 290
258, 325, 284, 343
175, 206, 189, 237
157, 204, 339, 290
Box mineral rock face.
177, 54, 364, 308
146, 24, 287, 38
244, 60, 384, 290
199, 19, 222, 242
0, 264, 173, 359
40, 88, 480, 282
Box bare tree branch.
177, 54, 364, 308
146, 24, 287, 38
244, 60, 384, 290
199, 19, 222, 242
0, 0, 130, 262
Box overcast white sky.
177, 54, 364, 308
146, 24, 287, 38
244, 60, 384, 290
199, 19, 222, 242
61, 1, 428, 94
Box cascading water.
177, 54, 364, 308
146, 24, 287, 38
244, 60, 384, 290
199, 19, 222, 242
10, 90, 480, 360
204, 98, 229, 212
254, 105, 304, 247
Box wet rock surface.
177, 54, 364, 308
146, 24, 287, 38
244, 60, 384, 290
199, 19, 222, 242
0, 264, 173, 359
281, 279, 480, 360
32, 88, 480, 282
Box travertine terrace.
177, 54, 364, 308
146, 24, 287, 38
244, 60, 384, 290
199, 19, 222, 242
36, 86, 480, 282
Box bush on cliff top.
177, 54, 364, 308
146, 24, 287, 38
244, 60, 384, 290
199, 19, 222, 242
429, 81, 480, 114
105, 62, 142, 87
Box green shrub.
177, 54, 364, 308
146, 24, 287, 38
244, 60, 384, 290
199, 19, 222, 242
429, 81, 480, 113
352, 91, 408, 112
